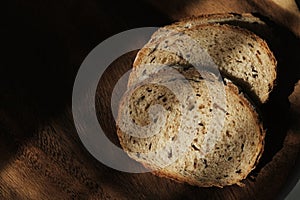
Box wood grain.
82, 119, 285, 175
1, 0, 300, 199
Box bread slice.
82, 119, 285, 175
129, 16, 277, 104
162, 13, 280, 52
117, 68, 265, 187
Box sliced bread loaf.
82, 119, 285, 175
130, 17, 277, 104
117, 68, 265, 187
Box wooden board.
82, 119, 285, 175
1, 0, 300, 199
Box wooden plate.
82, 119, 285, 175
1, 0, 300, 199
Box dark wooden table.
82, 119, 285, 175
1, 0, 300, 199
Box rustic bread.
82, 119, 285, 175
117, 68, 265, 187
116, 13, 275, 187
129, 16, 277, 104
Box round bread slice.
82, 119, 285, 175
130, 22, 277, 104
117, 68, 265, 187
158, 13, 280, 53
